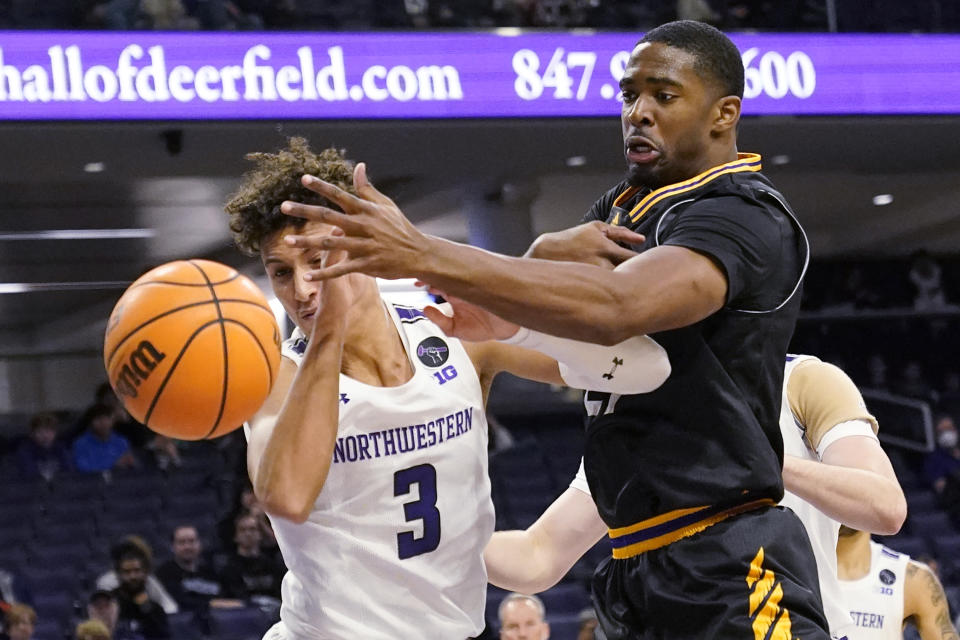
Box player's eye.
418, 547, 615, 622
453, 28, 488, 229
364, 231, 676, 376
657, 92, 676, 102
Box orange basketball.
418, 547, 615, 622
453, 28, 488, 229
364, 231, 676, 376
103, 259, 281, 440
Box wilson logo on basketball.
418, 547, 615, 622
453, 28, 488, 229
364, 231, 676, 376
114, 340, 167, 399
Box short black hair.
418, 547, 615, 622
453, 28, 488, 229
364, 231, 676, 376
640, 20, 744, 99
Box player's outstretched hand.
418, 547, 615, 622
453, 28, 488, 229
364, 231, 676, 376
419, 284, 520, 343
525, 221, 644, 269
280, 162, 428, 282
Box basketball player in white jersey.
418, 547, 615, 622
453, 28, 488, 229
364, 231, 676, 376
837, 527, 958, 639
223, 140, 671, 640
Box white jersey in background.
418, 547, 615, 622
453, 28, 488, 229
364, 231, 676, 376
837, 542, 909, 640
248, 299, 494, 640
779, 354, 880, 640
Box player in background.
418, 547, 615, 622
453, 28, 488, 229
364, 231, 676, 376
223, 139, 670, 640
837, 527, 959, 640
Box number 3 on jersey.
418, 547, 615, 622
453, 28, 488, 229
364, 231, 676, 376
394, 464, 441, 559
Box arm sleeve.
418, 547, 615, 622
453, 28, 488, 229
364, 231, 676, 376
786, 360, 878, 452
661, 196, 795, 310
501, 328, 671, 394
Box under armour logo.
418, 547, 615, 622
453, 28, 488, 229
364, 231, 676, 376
602, 357, 623, 380
339, 393, 350, 405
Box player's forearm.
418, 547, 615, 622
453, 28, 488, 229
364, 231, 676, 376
255, 331, 344, 523
484, 529, 563, 594
416, 237, 662, 345
782, 455, 906, 534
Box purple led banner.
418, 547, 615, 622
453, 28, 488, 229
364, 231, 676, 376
0, 31, 958, 120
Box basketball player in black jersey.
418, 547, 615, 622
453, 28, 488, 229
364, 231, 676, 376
277, 20, 829, 640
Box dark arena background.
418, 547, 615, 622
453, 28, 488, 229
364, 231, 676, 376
1, 1, 960, 639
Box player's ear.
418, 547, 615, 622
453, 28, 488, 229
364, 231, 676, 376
712, 96, 740, 134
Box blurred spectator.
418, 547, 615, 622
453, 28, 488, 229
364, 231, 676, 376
1, 604, 36, 640
144, 436, 181, 472
86, 590, 142, 640
95, 383, 181, 471
498, 592, 550, 639
0, 567, 33, 609
898, 360, 936, 404
113, 551, 170, 640
577, 607, 600, 640
822, 266, 884, 311
73, 404, 137, 473
939, 370, 960, 414
189, 0, 263, 30
677, 0, 720, 23
219, 513, 284, 605
94, 384, 151, 451
155, 525, 237, 615
139, 0, 200, 28
85, 0, 143, 30
74, 618, 112, 640
865, 354, 889, 390
923, 415, 960, 496
97, 537, 178, 616
217, 481, 278, 556
15, 411, 73, 481
909, 251, 949, 311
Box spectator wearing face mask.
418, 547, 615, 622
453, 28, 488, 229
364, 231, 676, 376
923, 414, 960, 496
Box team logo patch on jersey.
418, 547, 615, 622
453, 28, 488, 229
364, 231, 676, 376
879, 569, 896, 585
416, 337, 449, 367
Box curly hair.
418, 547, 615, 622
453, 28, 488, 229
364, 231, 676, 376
224, 137, 356, 256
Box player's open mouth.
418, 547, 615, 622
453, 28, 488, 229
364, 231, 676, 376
626, 137, 661, 164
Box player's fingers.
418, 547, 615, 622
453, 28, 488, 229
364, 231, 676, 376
300, 174, 368, 214
354, 163, 396, 207
303, 259, 364, 281
280, 202, 368, 235
423, 306, 455, 331
602, 225, 646, 245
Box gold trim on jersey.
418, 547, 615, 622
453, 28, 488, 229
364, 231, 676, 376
607, 498, 775, 558
610, 153, 763, 226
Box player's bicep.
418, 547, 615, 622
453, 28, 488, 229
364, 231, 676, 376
611, 245, 727, 334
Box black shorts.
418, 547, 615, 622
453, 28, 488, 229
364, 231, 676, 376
593, 505, 829, 640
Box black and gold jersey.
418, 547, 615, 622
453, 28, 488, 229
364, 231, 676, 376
580, 154, 809, 548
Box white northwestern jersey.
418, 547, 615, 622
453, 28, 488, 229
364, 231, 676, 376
838, 542, 909, 639
251, 300, 494, 639
778, 354, 854, 639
